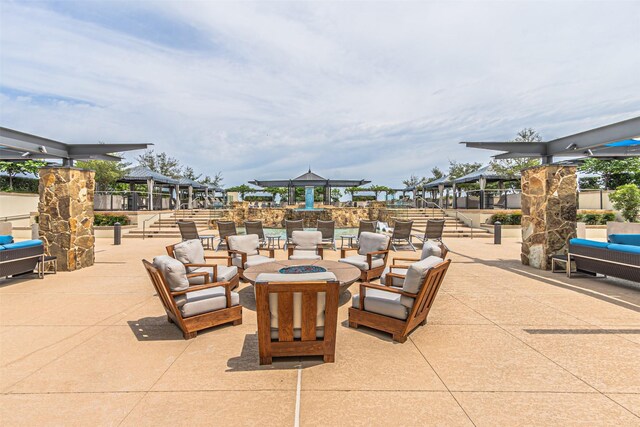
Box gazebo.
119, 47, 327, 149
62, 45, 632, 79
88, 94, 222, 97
452, 165, 520, 209
119, 166, 179, 210
423, 176, 454, 208
249, 169, 370, 206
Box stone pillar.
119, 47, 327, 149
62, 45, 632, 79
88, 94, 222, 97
38, 167, 95, 272
521, 165, 577, 270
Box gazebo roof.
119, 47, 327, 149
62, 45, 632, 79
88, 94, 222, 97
453, 165, 517, 184
121, 166, 179, 185
423, 175, 454, 189
177, 177, 206, 189
249, 168, 370, 188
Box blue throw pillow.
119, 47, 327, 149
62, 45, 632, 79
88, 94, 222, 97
569, 238, 609, 249
609, 234, 640, 246
0, 235, 13, 244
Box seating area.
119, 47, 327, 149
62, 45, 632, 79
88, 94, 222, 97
568, 235, 640, 282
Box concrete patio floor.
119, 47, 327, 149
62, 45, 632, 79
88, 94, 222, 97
1, 237, 639, 426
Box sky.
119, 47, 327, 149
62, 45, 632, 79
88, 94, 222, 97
1, 0, 639, 188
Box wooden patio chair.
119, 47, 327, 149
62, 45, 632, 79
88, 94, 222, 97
413, 219, 446, 244
255, 272, 339, 364
244, 221, 266, 246
216, 221, 238, 251
143, 257, 242, 339
317, 220, 336, 250
177, 220, 216, 250
349, 258, 451, 343
284, 219, 304, 249
390, 220, 415, 251
166, 239, 239, 290
288, 230, 324, 260
339, 232, 391, 281
382, 241, 449, 287
226, 234, 275, 275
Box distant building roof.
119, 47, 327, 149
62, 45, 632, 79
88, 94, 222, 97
423, 175, 453, 189
177, 177, 206, 189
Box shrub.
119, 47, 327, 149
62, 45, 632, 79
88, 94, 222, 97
94, 213, 130, 226
609, 184, 640, 222
487, 211, 522, 225
576, 210, 616, 225
0, 176, 39, 193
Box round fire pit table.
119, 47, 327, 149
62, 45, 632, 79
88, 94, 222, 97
242, 259, 361, 294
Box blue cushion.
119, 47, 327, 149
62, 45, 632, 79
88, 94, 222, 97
0, 245, 5, 251
2, 240, 43, 250
0, 235, 13, 244
569, 238, 609, 249
606, 243, 640, 255
609, 234, 640, 246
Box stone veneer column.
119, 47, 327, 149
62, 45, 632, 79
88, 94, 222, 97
38, 167, 96, 271
521, 165, 577, 270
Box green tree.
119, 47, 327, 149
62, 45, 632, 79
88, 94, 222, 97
330, 188, 342, 202
345, 187, 364, 197
0, 160, 46, 190
201, 171, 223, 188
402, 175, 426, 189
579, 158, 640, 190
136, 149, 182, 178
226, 184, 255, 200
490, 128, 542, 178
181, 166, 201, 182
429, 167, 444, 181
367, 185, 392, 200
609, 184, 640, 222
76, 157, 130, 191
448, 160, 482, 179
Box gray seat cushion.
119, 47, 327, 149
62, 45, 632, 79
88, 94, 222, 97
289, 250, 322, 260
339, 254, 385, 271
172, 239, 205, 269
352, 288, 408, 320
188, 265, 238, 285
153, 256, 189, 292
401, 256, 443, 307
179, 286, 240, 318
420, 240, 442, 259
228, 234, 260, 266
243, 254, 276, 269
357, 232, 389, 257
291, 231, 322, 259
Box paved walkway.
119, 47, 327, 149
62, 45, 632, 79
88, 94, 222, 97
1, 237, 639, 426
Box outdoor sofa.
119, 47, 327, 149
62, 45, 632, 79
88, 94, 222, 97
0, 236, 45, 279
568, 235, 640, 282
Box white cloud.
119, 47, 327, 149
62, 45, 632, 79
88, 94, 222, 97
1, 1, 639, 187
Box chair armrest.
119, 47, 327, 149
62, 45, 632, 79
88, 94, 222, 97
366, 250, 389, 269
184, 271, 210, 284
171, 281, 232, 308
392, 257, 420, 263
258, 247, 275, 258
317, 245, 324, 259
360, 282, 416, 297
389, 265, 410, 270
287, 245, 295, 258
184, 264, 217, 281
227, 249, 247, 267
204, 255, 232, 267
340, 247, 358, 258
385, 272, 406, 281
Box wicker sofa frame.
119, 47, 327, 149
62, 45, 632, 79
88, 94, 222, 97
568, 244, 640, 282
0, 245, 45, 279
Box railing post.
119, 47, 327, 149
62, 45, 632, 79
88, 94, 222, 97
494, 221, 501, 245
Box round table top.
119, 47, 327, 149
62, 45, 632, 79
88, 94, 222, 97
242, 259, 361, 293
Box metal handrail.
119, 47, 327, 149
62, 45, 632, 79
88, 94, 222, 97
0, 214, 32, 221
425, 200, 473, 239
142, 212, 162, 239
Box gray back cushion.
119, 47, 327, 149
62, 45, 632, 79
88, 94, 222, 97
228, 234, 259, 256
173, 239, 205, 269
421, 240, 442, 260
153, 255, 189, 292
401, 256, 443, 308
358, 232, 389, 257
292, 231, 322, 249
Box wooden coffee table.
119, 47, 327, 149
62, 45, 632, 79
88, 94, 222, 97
242, 259, 361, 294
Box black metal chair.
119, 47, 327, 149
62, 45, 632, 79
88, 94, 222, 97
414, 219, 446, 244
390, 220, 415, 251
177, 221, 216, 250
317, 220, 336, 250
245, 221, 266, 246
216, 221, 238, 251
284, 219, 304, 249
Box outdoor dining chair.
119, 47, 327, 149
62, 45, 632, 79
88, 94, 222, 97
244, 221, 266, 246
390, 220, 415, 251
288, 230, 324, 260
414, 219, 446, 244
317, 220, 336, 250
339, 232, 391, 281
284, 219, 304, 249
166, 239, 239, 289
177, 220, 216, 250
216, 221, 238, 251
226, 234, 276, 274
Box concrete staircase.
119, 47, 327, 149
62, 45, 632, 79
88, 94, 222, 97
388, 208, 491, 238
124, 209, 225, 239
